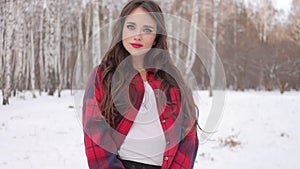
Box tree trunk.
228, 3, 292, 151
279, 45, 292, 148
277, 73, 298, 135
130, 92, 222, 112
209, 0, 222, 97
174, 2, 185, 66
108, 2, 113, 42
14, 0, 25, 93
3, 1, 16, 105
200, 0, 208, 33
84, 1, 92, 80
57, 0, 62, 97
29, 0, 36, 98
45, 0, 58, 96
76, 0, 84, 89
92, 0, 101, 66
185, 0, 199, 76
38, 0, 45, 94
0, 2, 5, 89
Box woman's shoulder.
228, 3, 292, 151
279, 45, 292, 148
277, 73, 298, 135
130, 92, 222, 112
91, 63, 105, 77
86, 64, 105, 86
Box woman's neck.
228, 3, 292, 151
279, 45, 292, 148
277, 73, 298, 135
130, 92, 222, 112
132, 55, 144, 70
132, 55, 147, 81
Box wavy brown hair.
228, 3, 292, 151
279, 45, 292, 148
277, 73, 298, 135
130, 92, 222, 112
98, 0, 199, 134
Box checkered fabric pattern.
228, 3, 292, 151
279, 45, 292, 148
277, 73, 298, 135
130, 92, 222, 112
83, 65, 198, 169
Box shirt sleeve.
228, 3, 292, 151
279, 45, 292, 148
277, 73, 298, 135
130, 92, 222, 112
169, 125, 198, 169
82, 66, 125, 169
169, 87, 199, 169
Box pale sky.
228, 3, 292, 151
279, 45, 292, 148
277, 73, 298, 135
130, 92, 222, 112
273, 0, 292, 13
244, 0, 292, 21
244, 0, 292, 13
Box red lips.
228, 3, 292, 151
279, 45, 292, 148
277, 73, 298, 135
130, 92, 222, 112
131, 43, 143, 48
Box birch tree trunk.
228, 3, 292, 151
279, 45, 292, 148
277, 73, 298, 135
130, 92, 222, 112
45, 0, 58, 95
108, 2, 113, 42
57, 0, 62, 97
252, 0, 276, 43
76, 0, 84, 89
209, 0, 222, 96
14, 0, 25, 93
200, 0, 208, 33
84, 1, 92, 79
0, 3, 4, 86
290, 0, 300, 46
85, 1, 91, 50
199, 0, 209, 88
29, 0, 36, 98
185, 0, 199, 76
38, 0, 45, 93
165, 1, 173, 56
3, 0, 16, 105
24, 1, 30, 90
174, 2, 184, 66
92, 0, 101, 66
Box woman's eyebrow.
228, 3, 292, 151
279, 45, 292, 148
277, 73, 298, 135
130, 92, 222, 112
144, 25, 155, 29
125, 21, 136, 25
126, 21, 154, 28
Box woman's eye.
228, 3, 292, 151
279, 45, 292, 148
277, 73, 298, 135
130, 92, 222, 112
143, 28, 153, 33
127, 25, 135, 30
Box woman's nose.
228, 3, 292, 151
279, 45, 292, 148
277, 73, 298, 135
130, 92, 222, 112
133, 33, 142, 41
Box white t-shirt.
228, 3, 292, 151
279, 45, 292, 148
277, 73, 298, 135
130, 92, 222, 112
118, 81, 166, 166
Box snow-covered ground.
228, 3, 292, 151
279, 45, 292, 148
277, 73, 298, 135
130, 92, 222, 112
0, 90, 299, 169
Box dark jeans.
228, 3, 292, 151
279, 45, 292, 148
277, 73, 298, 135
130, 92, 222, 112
120, 159, 162, 169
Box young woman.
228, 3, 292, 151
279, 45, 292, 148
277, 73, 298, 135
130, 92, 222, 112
82, 0, 199, 168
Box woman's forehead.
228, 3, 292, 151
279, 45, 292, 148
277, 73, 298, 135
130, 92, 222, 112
125, 7, 157, 26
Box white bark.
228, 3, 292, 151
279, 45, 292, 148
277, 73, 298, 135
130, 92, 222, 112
3, 1, 16, 105
76, 0, 84, 89
200, 0, 209, 87
57, 0, 62, 97
290, 0, 300, 45
185, 0, 199, 76
29, 0, 36, 98
200, 0, 208, 33
85, 1, 91, 50
44, 1, 49, 92
0, 3, 4, 80
45, 0, 58, 95
65, 25, 70, 89
38, 0, 45, 93
14, 0, 25, 92
210, 0, 222, 96
174, 4, 184, 66
108, 2, 113, 42
250, 0, 276, 43
24, 0, 30, 90
84, 1, 92, 79
25, 49, 30, 90
165, 1, 173, 57
92, 0, 101, 66
174, 1, 188, 66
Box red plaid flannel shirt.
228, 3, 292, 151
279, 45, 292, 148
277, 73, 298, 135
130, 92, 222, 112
83, 65, 199, 169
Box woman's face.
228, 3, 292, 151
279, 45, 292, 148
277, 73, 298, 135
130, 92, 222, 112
122, 7, 157, 57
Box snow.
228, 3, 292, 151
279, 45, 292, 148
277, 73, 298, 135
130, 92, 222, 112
0, 90, 299, 169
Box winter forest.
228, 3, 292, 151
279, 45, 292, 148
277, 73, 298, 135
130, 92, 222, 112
1, 0, 300, 105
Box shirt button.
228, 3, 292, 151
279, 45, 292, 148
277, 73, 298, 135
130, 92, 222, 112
161, 119, 166, 123
164, 156, 169, 161
166, 141, 170, 145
